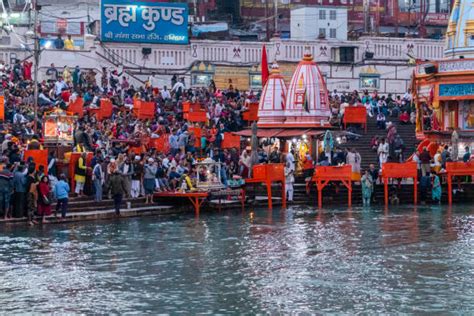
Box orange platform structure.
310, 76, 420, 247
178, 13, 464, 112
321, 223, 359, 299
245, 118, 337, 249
242, 102, 259, 123
148, 134, 170, 153
245, 163, 286, 210
343, 106, 367, 133
133, 100, 155, 119
23, 149, 48, 174
221, 132, 240, 149
68, 97, 84, 118
88, 99, 113, 120
155, 192, 209, 215
311, 165, 352, 208
446, 162, 474, 204
381, 162, 418, 206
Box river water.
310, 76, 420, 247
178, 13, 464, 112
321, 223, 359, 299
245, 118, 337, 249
0, 205, 473, 314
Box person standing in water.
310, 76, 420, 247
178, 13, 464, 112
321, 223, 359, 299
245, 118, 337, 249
361, 170, 374, 206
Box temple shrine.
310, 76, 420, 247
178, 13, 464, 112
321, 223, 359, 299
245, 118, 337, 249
258, 53, 331, 128
413, 0, 474, 155
285, 53, 331, 127
257, 62, 287, 127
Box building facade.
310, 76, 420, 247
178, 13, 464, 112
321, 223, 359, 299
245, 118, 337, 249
16, 35, 442, 96
291, 6, 348, 41
414, 0, 474, 152
241, 0, 453, 37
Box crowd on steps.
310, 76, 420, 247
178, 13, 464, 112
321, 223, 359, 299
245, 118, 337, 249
0, 59, 472, 224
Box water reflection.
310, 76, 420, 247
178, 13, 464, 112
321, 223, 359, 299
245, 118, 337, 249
0, 206, 473, 314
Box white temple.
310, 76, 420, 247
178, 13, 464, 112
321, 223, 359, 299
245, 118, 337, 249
445, 0, 474, 58
257, 62, 287, 127
258, 53, 331, 128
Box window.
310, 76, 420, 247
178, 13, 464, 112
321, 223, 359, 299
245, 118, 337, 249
330, 10, 337, 20
330, 28, 337, 38
319, 10, 326, 20
399, 0, 420, 12
249, 74, 262, 88
319, 28, 326, 38
339, 47, 355, 63
359, 75, 380, 90
192, 73, 212, 86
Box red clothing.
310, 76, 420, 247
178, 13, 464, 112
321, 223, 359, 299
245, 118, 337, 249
400, 112, 410, 123
37, 182, 52, 216
23, 61, 33, 80
61, 90, 71, 102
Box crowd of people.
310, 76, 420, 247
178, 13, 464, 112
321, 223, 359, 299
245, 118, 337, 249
0, 59, 275, 223
0, 59, 471, 223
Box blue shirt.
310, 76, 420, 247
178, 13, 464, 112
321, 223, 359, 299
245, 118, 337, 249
169, 134, 179, 149
13, 171, 27, 193
54, 180, 70, 199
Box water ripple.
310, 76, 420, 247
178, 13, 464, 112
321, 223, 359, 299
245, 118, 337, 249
0, 206, 473, 314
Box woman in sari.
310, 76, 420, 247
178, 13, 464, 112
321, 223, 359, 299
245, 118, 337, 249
37, 176, 52, 223
431, 170, 441, 204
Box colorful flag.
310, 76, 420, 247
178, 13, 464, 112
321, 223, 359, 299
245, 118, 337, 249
261, 44, 269, 86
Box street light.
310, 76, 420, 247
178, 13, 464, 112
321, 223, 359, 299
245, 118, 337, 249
25, 6, 40, 134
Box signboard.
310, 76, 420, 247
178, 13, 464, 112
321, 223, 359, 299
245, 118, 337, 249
100, 0, 189, 45
439, 84, 474, 98
425, 13, 449, 26
438, 60, 474, 73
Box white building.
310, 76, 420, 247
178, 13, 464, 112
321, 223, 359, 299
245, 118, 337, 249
291, 6, 348, 41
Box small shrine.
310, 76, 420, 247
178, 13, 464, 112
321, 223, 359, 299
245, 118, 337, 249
285, 53, 331, 127
257, 62, 287, 127
43, 108, 76, 144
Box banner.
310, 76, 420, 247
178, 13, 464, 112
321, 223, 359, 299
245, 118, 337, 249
101, 0, 189, 45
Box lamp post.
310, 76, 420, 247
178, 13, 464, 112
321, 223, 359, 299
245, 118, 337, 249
26, 3, 40, 133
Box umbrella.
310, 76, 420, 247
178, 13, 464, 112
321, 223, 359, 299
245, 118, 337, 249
451, 130, 459, 161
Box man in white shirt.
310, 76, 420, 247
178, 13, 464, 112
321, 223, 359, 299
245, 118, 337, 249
403, 90, 412, 102
54, 77, 67, 96
172, 79, 185, 94
161, 86, 171, 100
148, 72, 160, 88
286, 151, 295, 171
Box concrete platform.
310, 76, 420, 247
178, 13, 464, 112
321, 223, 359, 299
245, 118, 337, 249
0, 205, 177, 226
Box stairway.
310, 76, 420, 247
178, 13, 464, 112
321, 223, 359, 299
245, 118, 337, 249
341, 114, 418, 171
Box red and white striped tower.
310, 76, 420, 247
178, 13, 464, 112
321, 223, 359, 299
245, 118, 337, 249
285, 53, 331, 127
257, 62, 287, 127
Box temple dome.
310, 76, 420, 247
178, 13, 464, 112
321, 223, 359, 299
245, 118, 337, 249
257, 62, 287, 127
445, 0, 474, 58
285, 53, 330, 127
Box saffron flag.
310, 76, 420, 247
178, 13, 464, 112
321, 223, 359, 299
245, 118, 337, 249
303, 89, 310, 113
261, 45, 269, 86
